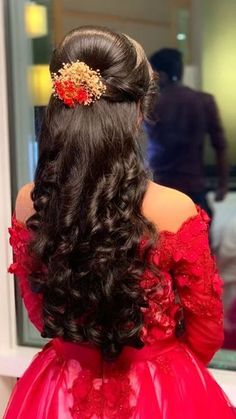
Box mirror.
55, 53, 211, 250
6, 0, 236, 369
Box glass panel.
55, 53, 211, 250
6, 0, 52, 346
5, 0, 236, 368
201, 0, 236, 368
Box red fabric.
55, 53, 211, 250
140, 207, 223, 364
5, 207, 235, 419
8, 217, 43, 331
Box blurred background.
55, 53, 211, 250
1, 0, 236, 379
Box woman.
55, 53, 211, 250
4, 26, 236, 418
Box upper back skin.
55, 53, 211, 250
15, 180, 197, 234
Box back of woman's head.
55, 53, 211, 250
39, 26, 155, 161
28, 26, 158, 360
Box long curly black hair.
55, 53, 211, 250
27, 26, 158, 360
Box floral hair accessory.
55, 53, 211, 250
52, 60, 106, 107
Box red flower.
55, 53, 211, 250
75, 87, 89, 104
54, 80, 90, 107
103, 378, 121, 406
70, 367, 134, 419
64, 97, 74, 107
71, 370, 93, 400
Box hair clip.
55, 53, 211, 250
52, 60, 106, 107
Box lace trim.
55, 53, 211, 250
140, 206, 223, 343
8, 215, 44, 331
69, 367, 135, 419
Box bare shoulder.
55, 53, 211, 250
142, 181, 198, 233
15, 182, 35, 223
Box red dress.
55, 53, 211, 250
4, 207, 236, 418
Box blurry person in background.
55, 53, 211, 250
145, 48, 228, 216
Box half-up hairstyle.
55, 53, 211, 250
27, 26, 158, 360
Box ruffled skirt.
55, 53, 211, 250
3, 338, 236, 419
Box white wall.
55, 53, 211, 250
57, 0, 176, 56
202, 0, 236, 165
0, 0, 17, 414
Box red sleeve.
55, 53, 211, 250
8, 217, 43, 332
171, 209, 224, 364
